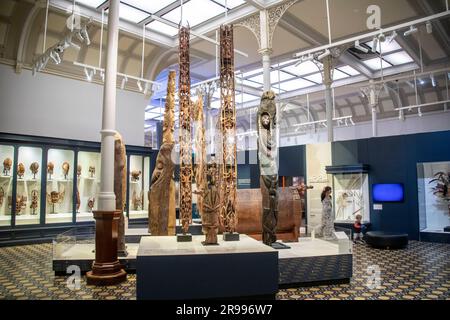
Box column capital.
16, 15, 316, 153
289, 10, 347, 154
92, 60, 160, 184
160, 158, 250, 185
258, 48, 273, 56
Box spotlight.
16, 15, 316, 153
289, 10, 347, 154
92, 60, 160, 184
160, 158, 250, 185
426, 21, 432, 34
84, 67, 92, 82
404, 25, 418, 37
430, 75, 436, 87
354, 40, 369, 53
137, 80, 143, 92
418, 107, 423, 117
372, 36, 379, 53
386, 30, 398, 44
349, 118, 355, 126
378, 33, 386, 42
419, 79, 425, 85
143, 82, 150, 95
317, 49, 331, 61
398, 110, 405, 121
121, 76, 128, 89
100, 70, 105, 82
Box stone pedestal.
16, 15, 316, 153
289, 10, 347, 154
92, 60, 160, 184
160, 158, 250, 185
86, 210, 127, 285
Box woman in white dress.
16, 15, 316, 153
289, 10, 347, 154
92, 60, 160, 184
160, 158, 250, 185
321, 186, 335, 240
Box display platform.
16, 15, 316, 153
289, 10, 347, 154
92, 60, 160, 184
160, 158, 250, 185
136, 234, 278, 300
278, 237, 353, 287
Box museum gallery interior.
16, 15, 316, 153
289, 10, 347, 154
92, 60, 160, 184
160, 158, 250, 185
0, 0, 449, 301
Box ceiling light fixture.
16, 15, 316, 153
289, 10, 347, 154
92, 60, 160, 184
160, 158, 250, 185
386, 30, 398, 44
418, 107, 423, 117
426, 21, 433, 34
372, 37, 379, 53
404, 25, 418, 37
430, 74, 436, 87
121, 76, 128, 89
318, 49, 331, 61
378, 33, 386, 42
137, 80, 143, 92
354, 40, 369, 53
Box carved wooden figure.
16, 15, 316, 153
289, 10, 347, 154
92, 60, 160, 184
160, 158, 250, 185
257, 90, 279, 246
114, 132, 127, 256
148, 70, 176, 236
202, 161, 221, 245
219, 25, 238, 236
30, 190, 39, 215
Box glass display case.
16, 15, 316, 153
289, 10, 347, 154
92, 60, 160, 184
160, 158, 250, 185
46, 149, 75, 224
417, 161, 450, 234
0, 145, 14, 226
15, 146, 42, 225
326, 165, 370, 224
76, 151, 101, 222
128, 155, 150, 220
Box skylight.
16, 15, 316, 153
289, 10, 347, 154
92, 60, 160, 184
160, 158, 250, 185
282, 61, 321, 77
333, 69, 350, 80
147, 20, 178, 37
241, 80, 262, 88
383, 52, 414, 65
362, 58, 392, 70
214, 0, 246, 9
243, 68, 263, 78
365, 39, 402, 54
303, 73, 322, 84
236, 93, 259, 103
76, 0, 106, 8
106, 3, 150, 23
163, 0, 225, 27
278, 78, 315, 91
122, 0, 175, 14
337, 65, 360, 76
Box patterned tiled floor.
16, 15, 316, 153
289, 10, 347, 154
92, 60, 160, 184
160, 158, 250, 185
0, 241, 448, 300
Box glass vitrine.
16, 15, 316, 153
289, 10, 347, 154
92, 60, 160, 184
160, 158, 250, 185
417, 161, 450, 233
0, 145, 14, 226
16, 146, 42, 225
128, 155, 150, 219
76, 151, 101, 222
331, 172, 370, 223
45, 149, 75, 224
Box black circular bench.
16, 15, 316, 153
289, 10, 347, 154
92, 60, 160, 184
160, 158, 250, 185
365, 231, 408, 249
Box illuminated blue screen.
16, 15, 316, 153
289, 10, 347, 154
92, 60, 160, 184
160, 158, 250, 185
372, 184, 404, 202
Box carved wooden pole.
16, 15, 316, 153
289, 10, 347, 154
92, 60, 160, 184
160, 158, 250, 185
194, 92, 206, 218
148, 70, 176, 236
114, 132, 127, 256
178, 26, 192, 241
220, 25, 238, 241
202, 161, 220, 245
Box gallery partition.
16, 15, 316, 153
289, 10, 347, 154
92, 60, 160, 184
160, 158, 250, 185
0, 132, 156, 246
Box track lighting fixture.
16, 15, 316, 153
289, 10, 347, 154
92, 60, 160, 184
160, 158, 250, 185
398, 110, 405, 121
137, 80, 143, 92
121, 76, 128, 89
143, 82, 150, 95
378, 33, 386, 42
404, 25, 418, 37
386, 30, 398, 44
317, 49, 331, 61
100, 70, 105, 82
430, 75, 436, 87
372, 36, 379, 53
354, 40, 369, 53
418, 107, 423, 117
426, 21, 433, 34
84, 67, 93, 82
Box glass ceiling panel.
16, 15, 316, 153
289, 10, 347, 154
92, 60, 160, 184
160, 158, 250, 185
236, 93, 259, 103
163, 0, 225, 27
241, 80, 262, 88
121, 0, 176, 14
214, 0, 246, 9
147, 20, 178, 36
303, 73, 322, 84
282, 61, 321, 77
337, 65, 360, 76
365, 39, 402, 54
106, 3, 150, 23
383, 51, 414, 65
76, 0, 106, 8
333, 69, 350, 80
243, 68, 263, 78
362, 58, 392, 70
278, 78, 315, 91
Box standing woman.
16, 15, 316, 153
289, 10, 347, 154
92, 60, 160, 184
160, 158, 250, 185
321, 186, 335, 240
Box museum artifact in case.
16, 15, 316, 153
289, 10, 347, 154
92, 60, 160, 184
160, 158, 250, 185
325, 165, 370, 224
0, 146, 14, 226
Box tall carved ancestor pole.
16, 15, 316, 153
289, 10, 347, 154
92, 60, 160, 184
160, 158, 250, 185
114, 132, 127, 256
193, 92, 206, 218
202, 159, 220, 245
178, 26, 192, 242
219, 25, 238, 241
257, 91, 279, 246
148, 70, 176, 236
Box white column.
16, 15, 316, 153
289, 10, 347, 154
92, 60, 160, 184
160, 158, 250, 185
260, 49, 272, 91
323, 57, 334, 142
369, 80, 378, 137
98, 0, 120, 212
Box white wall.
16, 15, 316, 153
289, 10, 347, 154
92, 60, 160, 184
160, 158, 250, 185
0, 64, 146, 146
280, 111, 450, 147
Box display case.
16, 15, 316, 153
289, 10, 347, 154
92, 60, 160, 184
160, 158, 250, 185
417, 161, 450, 235
0, 144, 14, 226
326, 165, 370, 223
15, 146, 43, 226
76, 151, 101, 222
128, 155, 150, 220
46, 149, 75, 224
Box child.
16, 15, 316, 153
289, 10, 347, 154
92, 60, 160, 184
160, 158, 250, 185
353, 214, 366, 243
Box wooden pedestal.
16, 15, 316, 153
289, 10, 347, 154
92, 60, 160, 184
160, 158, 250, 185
86, 210, 127, 285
